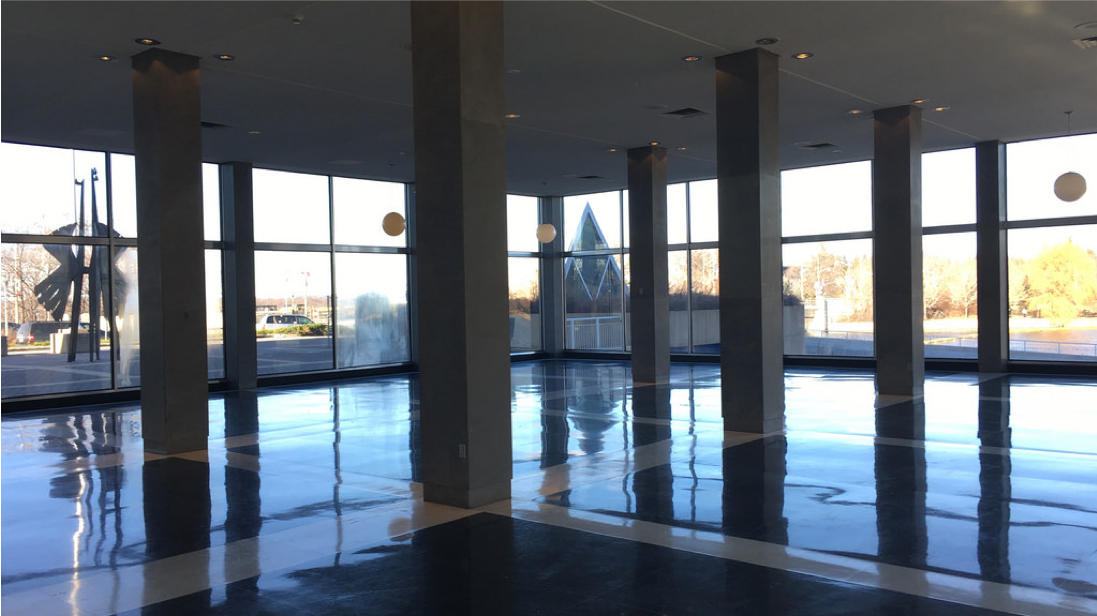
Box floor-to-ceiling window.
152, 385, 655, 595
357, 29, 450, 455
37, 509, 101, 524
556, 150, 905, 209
922, 148, 978, 359
253, 170, 411, 376
508, 194, 543, 352
666, 180, 720, 354
781, 161, 875, 357
563, 190, 629, 351
1005, 134, 1097, 363
0, 144, 224, 398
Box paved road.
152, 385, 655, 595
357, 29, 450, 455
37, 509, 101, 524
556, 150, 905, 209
1, 337, 337, 399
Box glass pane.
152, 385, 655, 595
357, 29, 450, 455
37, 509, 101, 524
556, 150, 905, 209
0, 242, 114, 397
564, 252, 625, 350
922, 233, 977, 359
253, 169, 331, 244
922, 148, 976, 227
1008, 225, 1097, 362
622, 190, 630, 249
781, 161, 872, 237
668, 251, 689, 352
508, 257, 541, 352
206, 249, 224, 379
203, 163, 221, 242
690, 248, 720, 354
110, 153, 137, 238
782, 240, 874, 357
255, 251, 333, 374
332, 177, 406, 247
334, 253, 409, 368
507, 195, 539, 253
1, 144, 108, 237
1007, 134, 1097, 221
667, 183, 687, 245
688, 179, 718, 243
115, 246, 140, 388
563, 191, 621, 250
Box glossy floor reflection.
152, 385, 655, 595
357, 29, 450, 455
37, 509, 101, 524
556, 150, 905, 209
1, 360, 1095, 616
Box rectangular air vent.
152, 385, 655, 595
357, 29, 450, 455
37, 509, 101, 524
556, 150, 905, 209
201, 121, 229, 130
663, 107, 709, 119
578, 175, 604, 180
1073, 36, 1097, 50
799, 142, 837, 150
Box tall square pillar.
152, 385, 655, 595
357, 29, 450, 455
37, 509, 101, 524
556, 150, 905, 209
221, 162, 257, 390
132, 49, 208, 454
411, 1, 511, 508
628, 145, 670, 383
872, 105, 924, 397
976, 141, 1008, 373
715, 48, 784, 433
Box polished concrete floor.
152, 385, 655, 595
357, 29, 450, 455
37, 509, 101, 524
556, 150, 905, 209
1, 360, 1095, 615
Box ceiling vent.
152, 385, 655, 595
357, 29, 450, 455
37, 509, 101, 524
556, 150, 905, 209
578, 175, 604, 180
1073, 36, 1097, 50
799, 142, 837, 150
662, 107, 709, 120
201, 121, 229, 130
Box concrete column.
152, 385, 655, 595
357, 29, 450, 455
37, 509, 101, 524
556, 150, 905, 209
221, 162, 257, 390
872, 105, 924, 397
976, 141, 1008, 372
628, 146, 670, 383
411, 1, 510, 508
132, 48, 208, 454
714, 48, 784, 433
540, 196, 565, 356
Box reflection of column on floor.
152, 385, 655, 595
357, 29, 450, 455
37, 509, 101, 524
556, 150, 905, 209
539, 361, 569, 469
632, 384, 672, 521
423, 516, 514, 614
977, 377, 1011, 583
224, 394, 261, 605
722, 436, 788, 543
875, 440, 927, 592
409, 376, 421, 483
143, 458, 211, 612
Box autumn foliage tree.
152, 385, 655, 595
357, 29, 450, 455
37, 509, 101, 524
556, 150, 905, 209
1022, 239, 1097, 327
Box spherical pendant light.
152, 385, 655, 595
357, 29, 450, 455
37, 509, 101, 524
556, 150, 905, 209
382, 212, 406, 237
1054, 171, 1087, 202
536, 223, 556, 243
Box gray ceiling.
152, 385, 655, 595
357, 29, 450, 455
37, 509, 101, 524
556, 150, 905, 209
3, 1, 1096, 196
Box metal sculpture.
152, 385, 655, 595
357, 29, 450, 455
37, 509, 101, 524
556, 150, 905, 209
34, 168, 127, 362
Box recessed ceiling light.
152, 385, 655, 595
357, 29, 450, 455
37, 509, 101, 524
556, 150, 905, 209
934, 106, 950, 112
97, 55, 116, 62
847, 109, 863, 115
755, 37, 779, 45
248, 130, 262, 135
793, 52, 813, 60
214, 54, 235, 61
910, 98, 927, 104
649, 141, 660, 146
682, 55, 702, 62
676, 147, 687, 151
606, 148, 619, 153
504, 113, 521, 119
135, 38, 161, 46
506, 68, 522, 74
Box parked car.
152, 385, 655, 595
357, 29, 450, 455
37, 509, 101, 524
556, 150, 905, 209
255, 314, 314, 331
15, 321, 70, 344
